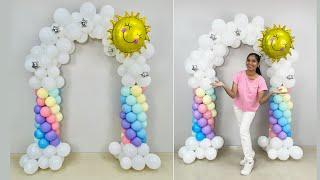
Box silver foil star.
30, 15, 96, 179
191, 65, 198, 71
209, 34, 217, 41
235, 29, 241, 36
32, 61, 39, 69
286, 75, 294, 80
141, 72, 149, 77
52, 25, 60, 33
80, 18, 88, 27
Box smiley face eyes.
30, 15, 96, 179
124, 23, 132, 30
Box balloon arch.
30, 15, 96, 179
178, 14, 303, 164
21, 2, 160, 175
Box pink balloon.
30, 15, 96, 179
55, 129, 60, 136
52, 122, 59, 130
198, 104, 207, 114
194, 96, 202, 104
142, 87, 147, 93
121, 135, 130, 144
269, 131, 276, 138
208, 118, 214, 125
46, 115, 56, 123
37, 98, 45, 106
203, 111, 212, 119
40, 106, 51, 117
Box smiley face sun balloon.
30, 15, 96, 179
108, 12, 150, 57
259, 25, 294, 63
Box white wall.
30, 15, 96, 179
174, 0, 317, 150
9, 0, 173, 153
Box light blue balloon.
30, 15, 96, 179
120, 96, 126, 104
126, 112, 137, 122
283, 110, 291, 118
206, 88, 215, 96
137, 112, 147, 121
270, 102, 278, 110
137, 129, 147, 139
287, 117, 292, 123
126, 95, 136, 106
55, 96, 62, 104
142, 121, 147, 128
273, 110, 283, 119
121, 87, 131, 96
279, 102, 288, 111
192, 117, 197, 123
273, 95, 283, 104
278, 117, 288, 126
34, 123, 40, 128
38, 138, 49, 149
122, 104, 132, 113
131, 121, 143, 131
211, 94, 217, 101
48, 89, 59, 97
283, 124, 291, 133
132, 104, 142, 114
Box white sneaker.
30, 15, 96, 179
240, 158, 246, 166
240, 160, 254, 176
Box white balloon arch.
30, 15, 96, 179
179, 14, 302, 164
21, 2, 160, 175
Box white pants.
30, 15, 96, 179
233, 105, 256, 162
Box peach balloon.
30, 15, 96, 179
46, 115, 56, 123
36, 98, 45, 106
52, 122, 59, 130
40, 107, 51, 117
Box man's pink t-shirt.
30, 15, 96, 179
233, 71, 268, 112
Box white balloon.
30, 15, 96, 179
100, 5, 114, 19
145, 153, 161, 169
55, 76, 65, 88
188, 77, 199, 88
132, 155, 146, 170
185, 137, 199, 151
122, 75, 136, 87
49, 155, 63, 171
27, 143, 42, 159
211, 19, 226, 34
24, 159, 38, 174
56, 38, 73, 53
278, 148, 290, 161
137, 143, 150, 156
39, 56, 52, 67
29, 76, 42, 89
38, 156, 49, 169
267, 149, 278, 160
221, 31, 236, 46
108, 142, 121, 156
213, 44, 227, 57
195, 147, 205, 159
120, 157, 132, 170
31, 46, 43, 56
65, 23, 82, 40
270, 137, 283, 150
57, 143, 71, 157
58, 53, 70, 64
282, 137, 294, 148
54, 8, 72, 26
123, 144, 138, 158
198, 34, 213, 49
90, 25, 104, 39
42, 77, 56, 90
211, 136, 224, 149
19, 154, 29, 168
77, 33, 89, 43
182, 150, 196, 164
137, 76, 151, 87
205, 147, 217, 160
80, 2, 96, 19
289, 146, 303, 160
213, 57, 224, 66
257, 136, 269, 148
48, 66, 60, 78
143, 43, 155, 59
43, 145, 57, 157
234, 13, 248, 29
178, 146, 187, 159
39, 27, 57, 44
200, 78, 211, 90
252, 16, 264, 28
46, 45, 59, 58
231, 39, 241, 48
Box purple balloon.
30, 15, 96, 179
131, 137, 142, 147
192, 103, 199, 110
121, 120, 131, 129
120, 112, 126, 119
206, 132, 215, 139
45, 131, 57, 141
193, 110, 202, 120
34, 105, 41, 114
197, 118, 207, 127
35, 114, 45, 124
40, 122, 51, 133
269, 117, 277, 125
50, 137, 60, 147
201, 125, 212, 135
272, 124, 282, 134
268, 110, 273, 115
125, 129, 136, 140
278, 131, 287, 140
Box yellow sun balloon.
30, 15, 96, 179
108, 12, 150, 57
259, 25, 294, 63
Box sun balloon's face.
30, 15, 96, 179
108, 12, 150, 57
259, 25, 294, 62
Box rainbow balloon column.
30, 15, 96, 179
108, 85, 161, 170
19, 88, 71, 174
178, 87, 224, 164
258, 89, 303, 160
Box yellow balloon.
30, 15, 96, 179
108, 12, 150, 57
141, 102, 149, 112
259, 25, 294, 62
51, 105, 60, 114
207, 102, 215, 110
282, 94, 291, 102
211, 110, 217, 117
37, 88, 48, 99
131, 85, 142, 97
137, 94, 146, 103
56, 112, 63, 122
195, 88, 205, 97
287, 101, 293, 109
202, 95, 212, 105
45, 97, 56, 107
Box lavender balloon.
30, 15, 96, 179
35, 114, 45, 124
278, 131, 287, 140
192, 103, 199, 110
269, 117, 277, 125
197, 118, 207, 127
201, 125, 212, 135
131, 137, 142, 147
120, 112, 126, 119
40, 122, 51, 133
193, 110, 202, 120
34, 105, 41, 114
125, 129, 136, 140
272, 124, 282, 134
45, 131, 57, 141
50, 137, 60, 147
206, 132, 215, 139
121, 120, 131, 129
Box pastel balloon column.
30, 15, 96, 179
258, 88, 303, 160
178, 87, 224, 164
20, 88, 71, 175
